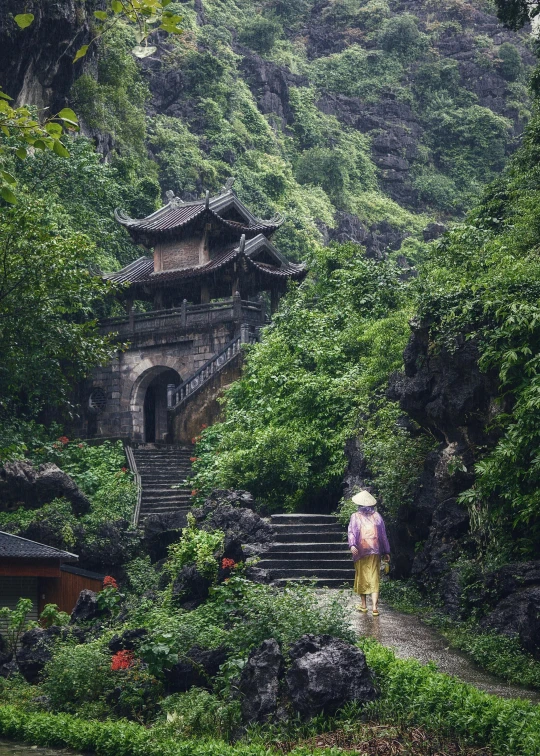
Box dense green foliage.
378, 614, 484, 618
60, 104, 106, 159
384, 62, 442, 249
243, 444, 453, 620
191, 243, 413, 509
2, 635, 540, 755
413, 104, 540, 554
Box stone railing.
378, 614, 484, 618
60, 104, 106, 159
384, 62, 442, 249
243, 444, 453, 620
168, 326, 257, 411
101, 295, 265, 336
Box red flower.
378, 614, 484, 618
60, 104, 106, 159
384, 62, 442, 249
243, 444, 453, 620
201, 424, 208, 429
57, 436, 69, 445
222, 558, 236, 570
77, 443, 84, 449
191, 437, 197, 445
121, 467, 127, 473
111, 650, 135, 671
103, 575, 118, 589
191, 489, 198, 496
190, 457, 198, 462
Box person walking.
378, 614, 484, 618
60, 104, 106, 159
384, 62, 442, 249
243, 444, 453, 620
348, 490, 390, 616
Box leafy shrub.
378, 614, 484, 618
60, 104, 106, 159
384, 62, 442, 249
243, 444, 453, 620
378, 14, 427, 58
195, 575, 355, 653
496, 42, 522, 81
42, 643, 114, 714
238, 16, 282, 54
167, 513, 224, 580
160, 688, 241, 740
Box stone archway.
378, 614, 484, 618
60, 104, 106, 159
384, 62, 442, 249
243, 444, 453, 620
130, 366, 182, 442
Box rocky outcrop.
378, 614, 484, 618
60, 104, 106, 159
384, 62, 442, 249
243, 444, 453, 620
0, 460, 90, 515
0, 0, 94, 111
171, 564, 212, 610
237, 635, 376, 725
143, 511, 189, 562
193, 494, 275, 558
17, 626, 84, 683
109, 628, 148, 653
238, 47, 307, 129
238, 638, 284, 724
164, 645, 228, 693
385, 320, 502, 582
74, 519, 143, 572
286, 634, 377, 716
70, 589, 99, 624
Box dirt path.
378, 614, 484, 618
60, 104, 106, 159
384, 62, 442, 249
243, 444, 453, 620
342, 592, 540, 703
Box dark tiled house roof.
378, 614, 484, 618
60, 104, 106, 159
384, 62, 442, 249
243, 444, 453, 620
115, 189, 283, 240
0, 531, 78, 561
106, 234, 306, 287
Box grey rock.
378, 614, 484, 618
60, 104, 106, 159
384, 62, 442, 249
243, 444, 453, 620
423, 222, 447, 242
0, 460, 90, 515
286, 635, 377, 717
192, 498, 275, 558
171, 564, 212, 610
143, 511, 188, 562
17, 626, 65, 684
164, 645, 228, 692
70, 589, 99, 624
481, 586, 540, 658
109, 628, 148, 654
238, 639, 284, 724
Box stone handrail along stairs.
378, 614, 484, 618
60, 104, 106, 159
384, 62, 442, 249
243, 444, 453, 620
168, 327, 256, 411
259, 514, 354, 588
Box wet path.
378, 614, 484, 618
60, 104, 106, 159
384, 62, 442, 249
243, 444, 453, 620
0, 741, 77, 756
344, 593, 540, 703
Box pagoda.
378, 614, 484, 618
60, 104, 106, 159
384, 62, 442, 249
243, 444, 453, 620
109, 180, 305, 310
80, 183, 306, 444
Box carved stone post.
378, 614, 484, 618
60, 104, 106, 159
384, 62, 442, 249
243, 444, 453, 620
167, 384, 175, 409
181, 298, 187, 328
240, 323, 250, 343
233, 290, 242, 320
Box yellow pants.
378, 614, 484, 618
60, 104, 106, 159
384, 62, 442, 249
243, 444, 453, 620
354, 554, 380, 595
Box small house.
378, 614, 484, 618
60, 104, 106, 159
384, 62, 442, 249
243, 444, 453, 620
0, 531, 103, 621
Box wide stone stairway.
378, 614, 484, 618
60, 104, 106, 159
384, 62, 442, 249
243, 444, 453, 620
131, 445, 193, 520
258, 514, 353, 588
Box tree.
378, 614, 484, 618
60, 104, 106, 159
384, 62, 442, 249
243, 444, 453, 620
493, 0, 540, 30
0, 198, 120, 417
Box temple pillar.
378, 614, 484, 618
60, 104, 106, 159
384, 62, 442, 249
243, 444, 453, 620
200, 284, 210, 304
154, 290, 164, 310
271, 288, 280, 314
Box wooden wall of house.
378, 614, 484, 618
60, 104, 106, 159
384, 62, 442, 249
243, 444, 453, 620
39, 572, 103, 615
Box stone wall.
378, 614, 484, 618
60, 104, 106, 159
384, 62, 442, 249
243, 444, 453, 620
155, 235, 202, 271
172, 356, 244, 444
79, 316, 237, 442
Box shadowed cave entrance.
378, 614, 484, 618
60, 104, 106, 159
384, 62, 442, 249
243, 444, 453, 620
143, 368, 181, 443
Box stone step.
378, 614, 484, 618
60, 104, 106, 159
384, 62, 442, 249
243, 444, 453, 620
141, 491, 192, 499
272, 531, 346, 544
271, 514, 339, 524
272, 524, 343, 535
273, 578, 353, 589
141, 486, 192, 494
268, 567, 353, 579
269, 542, 348, 553
259, 558, 352, 570
261, 551, 352, 562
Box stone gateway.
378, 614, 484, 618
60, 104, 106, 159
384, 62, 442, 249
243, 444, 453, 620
78, 182, 305, 442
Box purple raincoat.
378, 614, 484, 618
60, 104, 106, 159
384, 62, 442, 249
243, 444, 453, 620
347, 506, 390, 562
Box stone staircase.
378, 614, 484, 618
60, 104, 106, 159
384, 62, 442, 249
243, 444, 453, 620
258, 514, 353, 588
131, 444, 193, 521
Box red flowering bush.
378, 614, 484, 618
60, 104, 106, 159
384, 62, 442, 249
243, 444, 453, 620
111, 650, 135, 671
190, 456, 198, 463
103, 575, 118, 589
57, 436, 69, 445
222, 558, 236, 570
191, 489, 199, 496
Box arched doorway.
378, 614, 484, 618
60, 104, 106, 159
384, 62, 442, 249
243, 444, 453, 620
142, 368, 181, 442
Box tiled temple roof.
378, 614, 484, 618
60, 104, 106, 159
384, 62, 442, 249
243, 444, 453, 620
0, 531, 78, 561
115, 189, 283, 241
106, 234, 306, 288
